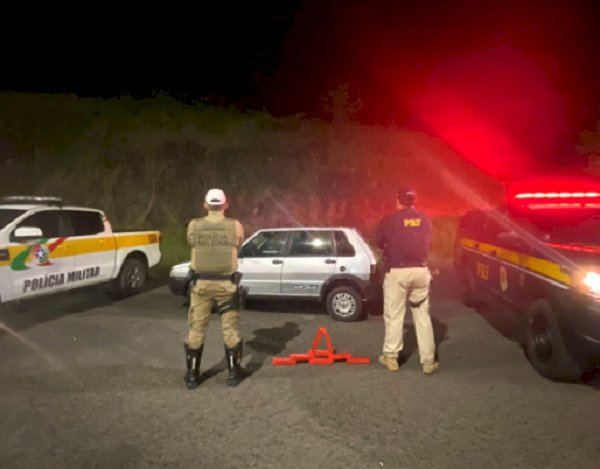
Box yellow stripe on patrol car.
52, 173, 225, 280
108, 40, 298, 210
64, 233, 159, 256
115, 232, 160, 249
460, 237, 572, 286
1, 233, 160, 268
1, 245, 52, 267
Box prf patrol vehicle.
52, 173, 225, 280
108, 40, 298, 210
0, 196, 162, 305
455, 176, 600, 381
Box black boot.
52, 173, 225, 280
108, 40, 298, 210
184, 343, 203, 389
225, 340, 246, 387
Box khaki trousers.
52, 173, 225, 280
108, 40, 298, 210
186, 280, 241, 349
382, 267, 435, 365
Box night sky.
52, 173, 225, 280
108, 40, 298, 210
2, 0, 600, 173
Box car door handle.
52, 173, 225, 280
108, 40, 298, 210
272, 259, 283, 265
324, 259, 336, 264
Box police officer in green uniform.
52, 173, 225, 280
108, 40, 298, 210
183, 188, 246, 389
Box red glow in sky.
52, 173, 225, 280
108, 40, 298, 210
409, 45, 570, 181
263, 0, 599, 181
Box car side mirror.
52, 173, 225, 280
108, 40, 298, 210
238, 244, 255, 258
13, 226, 43, 241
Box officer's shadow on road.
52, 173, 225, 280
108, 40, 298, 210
398, 316, 448, 366
244, 321, 301, 375
198, 321, 302, 381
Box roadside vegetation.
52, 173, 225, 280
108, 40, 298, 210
0, 92, 504, 275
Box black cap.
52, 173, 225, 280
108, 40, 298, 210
397, 186, 417, 205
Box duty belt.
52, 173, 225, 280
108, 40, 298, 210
389, 262, 427, 269
194, 273, 234, 281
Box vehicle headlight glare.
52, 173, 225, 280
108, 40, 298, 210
582, 271, 600, 296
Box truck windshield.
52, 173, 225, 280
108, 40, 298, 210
0, 209, 25, 230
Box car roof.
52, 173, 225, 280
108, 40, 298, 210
0, 204, 101, 212
0, 204, 38, 210
0, 197, 100, 212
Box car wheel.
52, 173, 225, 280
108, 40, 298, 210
461, 268, 482, 308
326, 286, 365, 322
524, 299, 581, 381
114, 258, 147, 298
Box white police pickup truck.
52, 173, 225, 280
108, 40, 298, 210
0, 196, 162, 304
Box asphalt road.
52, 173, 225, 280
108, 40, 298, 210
0, 268, 599, 469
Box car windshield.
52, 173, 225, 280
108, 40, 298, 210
0, 209, 25, 230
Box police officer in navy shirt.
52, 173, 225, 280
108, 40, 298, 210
375, 186, 439, 375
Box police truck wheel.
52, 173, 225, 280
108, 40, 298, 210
114, 258, 147, 297
524, 299, 581, 381
326, 286, 364, 322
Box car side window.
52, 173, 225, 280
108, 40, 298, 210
11, 210, 63, 241
289, 230, 334, 257
240, 231, 288, 257
333, 231, 355, 257
64, 210, 105, 236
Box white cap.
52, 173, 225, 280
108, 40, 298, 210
205, 188, 227, 205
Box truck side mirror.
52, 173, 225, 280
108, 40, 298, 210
12, 226, 43, 242
497, 231, 525, 251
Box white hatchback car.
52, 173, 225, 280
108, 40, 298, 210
169, 227, 381, 321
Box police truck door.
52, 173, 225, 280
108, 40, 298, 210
8, 209, 73, 300
62, 209, 116, 285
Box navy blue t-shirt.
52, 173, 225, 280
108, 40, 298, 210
375, 207, 432, 270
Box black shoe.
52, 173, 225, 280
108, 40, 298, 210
184, 343, 203, 389
225, 340, 246, 387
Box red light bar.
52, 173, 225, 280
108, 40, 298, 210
527, 202, 600, 210
546, 243, 600, 254
515, 192, 600, 199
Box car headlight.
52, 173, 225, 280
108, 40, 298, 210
581, 271, 600, 297
573, 269, 600, 299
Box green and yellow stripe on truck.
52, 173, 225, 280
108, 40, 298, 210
459, 237, 572, 286
0, 231, 160, 269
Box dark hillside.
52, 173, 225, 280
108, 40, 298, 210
0, 92, 503, 268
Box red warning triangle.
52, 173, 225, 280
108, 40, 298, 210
272, 327, 371, 365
